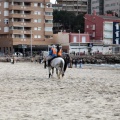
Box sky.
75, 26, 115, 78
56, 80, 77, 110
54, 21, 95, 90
50, 0, 56, 4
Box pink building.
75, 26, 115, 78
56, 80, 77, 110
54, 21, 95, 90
69, 33, 90, 43
84, 12, 120, 41
53, 32, 90, 54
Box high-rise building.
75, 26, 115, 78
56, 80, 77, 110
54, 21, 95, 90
90, 0, 104, 15
87, 0, 91, 14
88, 0, 120, 16
56, 0, 88, 15
104, 0, 120, 17
0, 0, 53, 54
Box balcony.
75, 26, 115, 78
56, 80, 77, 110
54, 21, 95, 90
9, 14, 33, 19
45, 7, 53, 12
45, 23, 53, 27
9, 5, 33, 11
45, 16, 53, 20
45, 31, 53, 35
9, 21, 32, 27
9, 5, 24, 10
9, 30, 31, 34
24, 30, 31, 34
12, 38, 31, 45
9, 22, 22, 26
9, 14, 24, 18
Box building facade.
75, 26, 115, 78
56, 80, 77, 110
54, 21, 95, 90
88, 0, 120, 17
104, 0, 120, 17
56, 0, 88, 15
0, 0, 53, 54
89, 0, 104, 15
53, 31, 90, 54
84, 13, 120, 54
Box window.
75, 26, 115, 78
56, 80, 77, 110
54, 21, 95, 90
4, 27, 9, 32
45, 27, 52, 31
34, 27, 41, 31
115, 23, 119, 30
34, 35, 41, 38
34, 11, 37, 15
4, 2, 9, 8
73, 36, 77, 42
34, 19, 41, 23
4, 10, 9, 16
115, 31, 119, 37
38, 19, 41, 23
34, 35, 37, 38
38, 27, 41, 30
34, 19, 37, 23
34, 3, 38, 7
115, 38, 119, 44
38, 35, 41, 38
82, 36, 86, 43
38, 11, 41, 15
4, 19, 9, 24
34, 11, 41, 15
34, 27, 37, 30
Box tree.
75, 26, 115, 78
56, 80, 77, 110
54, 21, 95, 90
53, 10, 85, 33
73, 14, 85, 33
106, 10, 119, 17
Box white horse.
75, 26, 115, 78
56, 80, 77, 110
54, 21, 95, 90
43, 57, 67, 79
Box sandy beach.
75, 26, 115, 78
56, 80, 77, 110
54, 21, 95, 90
0, 62, 120, 120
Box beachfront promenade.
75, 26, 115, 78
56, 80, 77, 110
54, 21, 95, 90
0, 62, 120, 120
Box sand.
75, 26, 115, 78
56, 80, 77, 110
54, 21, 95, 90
0, 62, 120, 120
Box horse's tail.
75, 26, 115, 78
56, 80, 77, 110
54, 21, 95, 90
61, 58, 67, 77
64, 59, 67, 72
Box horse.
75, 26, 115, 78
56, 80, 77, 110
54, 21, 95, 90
43, 57, 67, 79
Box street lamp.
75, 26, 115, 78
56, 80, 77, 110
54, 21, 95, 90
31, 29, 32, 57
78, 30, 80, 55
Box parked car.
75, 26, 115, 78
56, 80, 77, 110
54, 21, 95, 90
13, 52, 23, 57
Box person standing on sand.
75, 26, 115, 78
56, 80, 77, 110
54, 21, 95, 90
80, 59, 82, 68
11, 56, 14, 64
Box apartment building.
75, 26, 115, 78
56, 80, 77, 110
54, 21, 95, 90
88, 0, 120, 16
84, 13, 120, 54
0, 0, 53, 54
90, 0, 104, 15
104, 0, 120, 17
56, 0, 87, 15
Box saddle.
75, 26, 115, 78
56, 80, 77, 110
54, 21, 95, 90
48, 56, 57, 66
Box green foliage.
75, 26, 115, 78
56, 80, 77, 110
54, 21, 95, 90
53, 10, 85, 33
106, 10, 113, 14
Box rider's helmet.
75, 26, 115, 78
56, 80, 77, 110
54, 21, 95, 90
52, 44, 56, 48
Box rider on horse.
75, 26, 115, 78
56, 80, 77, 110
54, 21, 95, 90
47, 45, 57, 66
56, 44, 62, 57
45, 44, 63, 67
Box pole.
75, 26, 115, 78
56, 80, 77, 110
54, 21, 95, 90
31, 29, 32, 57
78, 30, 80, 55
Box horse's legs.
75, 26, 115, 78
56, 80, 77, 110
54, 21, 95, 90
57, 68, 62, 79
48, 67, 52, 78
52, 68, 54, 76
44, 61, 46, 69
56, 68, 58, 75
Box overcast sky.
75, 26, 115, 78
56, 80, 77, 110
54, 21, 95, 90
50, 0, 56, 4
